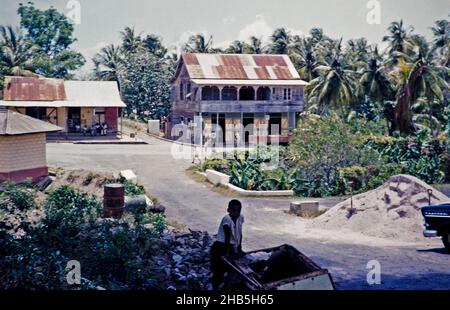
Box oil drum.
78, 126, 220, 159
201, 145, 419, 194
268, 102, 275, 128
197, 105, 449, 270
103, 183, 125, 218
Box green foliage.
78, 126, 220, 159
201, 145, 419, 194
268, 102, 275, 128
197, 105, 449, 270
42, 186, 101, 241
119, 51, 174, 119
288, 115, 380, 190
0, 183, 171, 290
119, 177, 146, 196
204, 116, 449, 197
16, 2, 85, 77
0, 182, 36, 211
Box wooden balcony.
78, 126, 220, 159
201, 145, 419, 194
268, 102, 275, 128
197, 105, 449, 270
172, 100, 304, 114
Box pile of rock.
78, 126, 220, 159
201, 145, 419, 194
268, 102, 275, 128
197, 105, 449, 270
159, 230, 213, 290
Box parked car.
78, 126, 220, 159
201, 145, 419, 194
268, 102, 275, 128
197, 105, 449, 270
422, 204, 450, 251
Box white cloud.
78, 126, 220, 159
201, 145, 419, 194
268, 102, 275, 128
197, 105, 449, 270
238, 14, 273, 43
237, 14, 304, 44
75, 41, 111, 78
223, 16, 236, 26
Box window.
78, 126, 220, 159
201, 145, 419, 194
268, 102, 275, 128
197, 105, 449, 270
201, 86, 220, 100
257, 87, 271, 100
180, 82, 184, 100
283, 88, 292, 100
222, 86, 238, 101
239, 86, 255, 101
186, 82, 192, 100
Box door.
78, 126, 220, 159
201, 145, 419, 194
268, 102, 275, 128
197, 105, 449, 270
243, 113, 254, 144
68, 107, 81, 133
268, 113, 282, 135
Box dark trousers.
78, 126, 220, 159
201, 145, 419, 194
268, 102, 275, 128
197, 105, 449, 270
210, 241, 230, 290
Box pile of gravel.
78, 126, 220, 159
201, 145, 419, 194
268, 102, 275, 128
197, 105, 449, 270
310, 174, 449, 242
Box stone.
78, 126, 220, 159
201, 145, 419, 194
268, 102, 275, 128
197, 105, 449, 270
290, 201, 320, 213
206, 169, 230, 186
148, 120, 160, 135
120, 169, 137, 182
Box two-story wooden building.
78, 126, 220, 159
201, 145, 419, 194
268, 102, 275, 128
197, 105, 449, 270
170, 53, 308, 145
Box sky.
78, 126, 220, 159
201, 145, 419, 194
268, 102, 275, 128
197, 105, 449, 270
1, 0, 450, 75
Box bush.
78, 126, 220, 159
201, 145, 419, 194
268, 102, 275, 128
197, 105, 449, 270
42, 186, 101, 244
0, 182, 36, 211
119, 177, 146, 196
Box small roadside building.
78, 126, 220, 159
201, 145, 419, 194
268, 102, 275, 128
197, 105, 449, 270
0, 107, 61, 183
170, 53, 308, 144
0, 76, 126, 136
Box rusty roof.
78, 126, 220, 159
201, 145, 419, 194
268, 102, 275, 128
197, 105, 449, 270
1, 77, 126, 108
3, 76, 66, 101
0, 108, 62, 135
178, 53, 302, 81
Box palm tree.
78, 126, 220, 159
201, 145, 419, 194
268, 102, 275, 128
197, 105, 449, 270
120, 27, 142, 54
308, 55, 357, 117
291, 37, 318, 82
391, 41, 448, 134
225, 40, 246, 54
345, 38, 369, 69
183, 34, 214, 53
383, 20, 414, 55
143, 34, 167, 58
431, 19, 449, 49
0, 25, 39, 76
247, 36, 265, 54
431, 19, 450, 67
357, 47, 395, 129
92, 44, 123, 81
269, 28, 292, 54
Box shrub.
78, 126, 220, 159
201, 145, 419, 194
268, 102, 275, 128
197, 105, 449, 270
0, 182, 36, 211
119, 177, 146, 196
42, 186, 101, 244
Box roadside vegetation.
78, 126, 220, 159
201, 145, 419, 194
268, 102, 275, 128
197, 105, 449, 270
200, 115, 450, 197
0, 175, 167, 289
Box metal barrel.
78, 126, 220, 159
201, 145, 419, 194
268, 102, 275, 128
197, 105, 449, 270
103, 183, 125, 218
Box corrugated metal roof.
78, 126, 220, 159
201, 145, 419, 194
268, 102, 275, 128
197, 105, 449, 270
1, 77, 126, 108
191, 79, 309, 86
180, 53, 302, 81
4, 76, 66, 101
0, 109, 62, 135
64, 81, 126, 107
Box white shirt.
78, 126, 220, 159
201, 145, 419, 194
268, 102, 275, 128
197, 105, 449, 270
216, 214, 244, 251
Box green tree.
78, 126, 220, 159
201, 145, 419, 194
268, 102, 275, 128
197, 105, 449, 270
383, 20, 414, 55
225, 40, 246, 54
391, 43, 448, 134
246, 36, 265, 54
0, 25, 39, 77
269, 28, 292, 54
93, 44, 123, 81
17, 2, 84, 78
357, 47, 395, 128
183, 34, 215, 53
143, 34, 167, 58
121, 27, 142, 54
118, 50, 174, 119
307, 40, 357, 117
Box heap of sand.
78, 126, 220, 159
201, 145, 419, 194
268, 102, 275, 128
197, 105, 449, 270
309, 174, 449, 242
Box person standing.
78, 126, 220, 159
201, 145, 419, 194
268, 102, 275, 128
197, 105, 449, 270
210, 199, 245, 290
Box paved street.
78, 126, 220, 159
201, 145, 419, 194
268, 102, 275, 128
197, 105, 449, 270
47, 133, 450, 290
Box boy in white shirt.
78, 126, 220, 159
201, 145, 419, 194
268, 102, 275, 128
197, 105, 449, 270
210, 199, 244, 290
